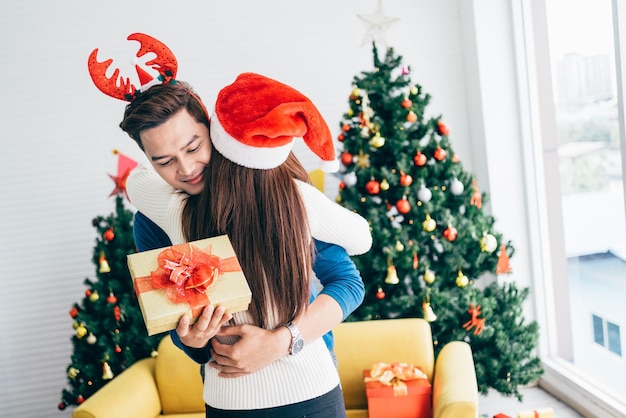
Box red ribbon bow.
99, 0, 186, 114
134, 242, 242, 317
151, 243, 224, 307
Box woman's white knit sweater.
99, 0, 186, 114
126, 166, 371, 409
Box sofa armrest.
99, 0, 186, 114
73, 357, 162, 418
432, 341, 478, 418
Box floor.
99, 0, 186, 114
479, 385, 585, 418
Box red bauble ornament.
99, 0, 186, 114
338, 133, 345, 142
342, 124, 351, 132
365, 180, 381, 195
77, 395, 85, 404
107, 293, 117, 304
115, 344, 122, 353
406, 111, 417, 123
69, 306, 79, 318
401, 98, 412, 109
103, 227, 115, 241
376, 287, 385, 299
443, 226, 458, 241
85, 289, 92, 297
396, 197, 411, 214
339, 181, 346, 190
399, 172, 413, 187
340, 152, 353, 166
114, 305, 121, 321
414, 151, 427, 166
437, 120, 449, 136
58, 402, 67, 411
433, 146, 447, 161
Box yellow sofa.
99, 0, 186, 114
73, 318, 477, 418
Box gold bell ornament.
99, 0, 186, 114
384, 260, 400, 285
422, 289, 437, 322
422, 302, 437, 322
102, 361, 114, 380
98, 252, 111, 273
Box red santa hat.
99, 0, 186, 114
210, 72, 339, 171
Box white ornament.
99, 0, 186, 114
343, 172, 357, 187
480, 233, 498, 253
386, 206, 399, 217
450, 178, 464, 195
417, 186, 432, 202
391, 215, 404, 229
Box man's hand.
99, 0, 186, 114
208, 324, 291, 378
176, 304, 232, 349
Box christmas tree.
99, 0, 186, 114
58, 152, 165, 411
335, 44, 543, 400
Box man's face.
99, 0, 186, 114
140, 109, 211, 195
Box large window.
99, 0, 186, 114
527, 0, 626, 413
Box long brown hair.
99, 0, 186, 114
119, 82, 209, 149
182, 151, 313, 329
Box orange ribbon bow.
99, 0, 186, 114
134, 242, 241, 316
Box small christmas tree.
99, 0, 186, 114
58, 152, 165, 411
335, 44, 543, 399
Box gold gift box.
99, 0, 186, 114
127, 235, 252, 336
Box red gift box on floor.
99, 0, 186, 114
127, 235, 252, 336
364, 363, 432, 418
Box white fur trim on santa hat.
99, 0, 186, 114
210, 112, 292, 169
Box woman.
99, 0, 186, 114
127, 72, 370, 416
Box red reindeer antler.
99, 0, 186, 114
88, 33, 178, 102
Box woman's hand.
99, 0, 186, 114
176, 304, 232, 349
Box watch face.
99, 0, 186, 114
292, 338, 304, 354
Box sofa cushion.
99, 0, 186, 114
155, 336, 205, 414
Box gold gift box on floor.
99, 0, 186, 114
127, 235, 252, 336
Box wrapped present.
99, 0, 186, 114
364, 362, 431, 418
517, 408, 554, 418
127, 235, 252, 336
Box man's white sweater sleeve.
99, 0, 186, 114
126, 165, 186, 244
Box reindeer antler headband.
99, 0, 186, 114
88, 33, 178, 102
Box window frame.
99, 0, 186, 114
512, 0, 626, 415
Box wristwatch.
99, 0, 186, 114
285, 322, 304, 355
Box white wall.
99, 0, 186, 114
0, 0, 514, 416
